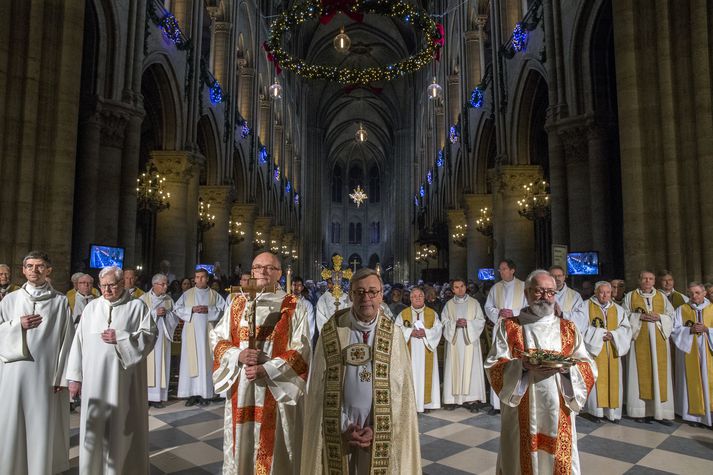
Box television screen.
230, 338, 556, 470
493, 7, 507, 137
478, 268, 496, 281
196, 264, 215, 275
89, 245, 125, 269
567, 252, 599, 276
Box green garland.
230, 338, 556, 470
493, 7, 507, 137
264, 0, 444, 86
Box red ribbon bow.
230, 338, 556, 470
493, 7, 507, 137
320, 0, 364, 25
263, 42, 282, 75
433, 22, 445, 61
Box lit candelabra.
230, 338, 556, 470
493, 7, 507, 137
415, 244, 437, 264
517, 180, 550, 221
136, 164, 171, 212
452, 224, 467, 247
475, 207, 493, 237
270, 240, 280, 254
253, 231, 267, 251
198, 198, 216, 232
228, 220, 245, 244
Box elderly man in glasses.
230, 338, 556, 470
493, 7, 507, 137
210, 251, 312, 474
301, 267, 421, 474
486, 269, 595, 475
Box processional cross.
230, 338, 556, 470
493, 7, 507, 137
321, 254, 353, 311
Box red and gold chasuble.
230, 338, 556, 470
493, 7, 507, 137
212, 293, 307, 473
489, 318, 595, 475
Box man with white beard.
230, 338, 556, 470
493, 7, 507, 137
582, 281, 631, 422
67, 265, 157, 474
140, 273, 179, 408
485, 270, 595, 474
442, 278, 487, 411
0, 251, 74, 475
176, 267, 226, 406
623, 270, 675, 424
671, 282, 713, 427
396, 287, 443, 412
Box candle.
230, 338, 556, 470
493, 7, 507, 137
286, 265, 292, 295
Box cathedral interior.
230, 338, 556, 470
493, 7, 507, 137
1, 0, 712, 289
2, 3, 713, 474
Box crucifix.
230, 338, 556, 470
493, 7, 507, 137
350, 258, 360, 272
227, 274, 278, 349
321, 254, 353, 311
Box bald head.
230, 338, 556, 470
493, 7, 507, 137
251, 252, 282, 287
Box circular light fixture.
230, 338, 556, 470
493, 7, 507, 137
355, 123, 368, 143
427, 77, 442, 100
269, 78, 282, 100
333, 26, 351, 54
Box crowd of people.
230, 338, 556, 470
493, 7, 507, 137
0, 250, 712, 474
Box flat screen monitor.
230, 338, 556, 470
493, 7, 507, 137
89, 244, 125, 269
196, 264, 215, 275
478, 268, 496, 281
567, 252, 599, 276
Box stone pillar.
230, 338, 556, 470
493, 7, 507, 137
231, 203, 258, 271
464, 194, 493, 279
185, 158, 201, 276
559, 125, 592, 251
587, 124, 614, 275
237, 62, 255, 123
435, 105, 446, 150
211, 21, 230, 87
464, 30, 482, 92
493, 166, 540, 278
258, 98, 270, 145
447, 209, 467, 279
199, 185, 232, 269
118, 107, 145, 268
151, 151, 196, 280
274, 122, 283, 168
447, 74, 461, 126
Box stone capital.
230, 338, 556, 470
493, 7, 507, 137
199, 185, 233, 208
464, 30, 480, 43
494, 165, 543, 194
446, 209, 467, 227
254, 216, 273, 232
149, 151, 197, 183
463, 194, 492, 219
231, 203, 258, 222
474, 14, 488, 30
213, 21, 231, 34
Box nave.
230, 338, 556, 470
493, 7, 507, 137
61, 401, 713, 474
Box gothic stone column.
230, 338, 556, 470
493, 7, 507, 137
464, 193, 494, 279
231, 203, 258, 271
447, 209, 468, 279
493, 166, 540, 278
199, 185, 232, 269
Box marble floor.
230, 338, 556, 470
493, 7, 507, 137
63, 401, 713, 474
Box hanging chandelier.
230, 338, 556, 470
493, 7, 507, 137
475, 207, 493, 237
517, 180, 551, 221
427, 77, 443, 100
136, 164, 171, 213
197, 198, 216, 232
333, 26, 351, 54
355, 123, 368, 143
228, 220, 245, 244
253, 231, 267, 250
349, 185, 368, 207
415, 244, 437, 264
269, 78, 282, 100
452, 224, 467, 247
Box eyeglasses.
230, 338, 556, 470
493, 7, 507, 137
532, 287, 557, 298
352, 289, 382, 299
24, 264, 47, 271
251, 265, 281, 273
99, 283, 120, 290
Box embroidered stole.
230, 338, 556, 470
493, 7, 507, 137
145, 293, 174, 389
589, 301, 620, 408
322, 311, 394, 474
630, 291, 668, 401
680, 304, 713, 415
495, 280, 524, 313
401, 306, 436, 404
184, 288, 217, 377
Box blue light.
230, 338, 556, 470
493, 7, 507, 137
159, 14, 184, 46
470, 86, 484, 108
294, 193, 300, 205
449, 125, 459, 144
258, 145, 268, 165
427, 170, 433, 185
436, 149, 444, 168
419, 184, 425, 198
209, 81, 223, 105
274, 166, 280, 182
240, 121, 250, 139
286, 181, 292, 193
414, 195, 419, 207
404, 15, 411, 23
512, 23, 528, 52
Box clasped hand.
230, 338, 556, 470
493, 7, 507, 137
239, 349, 268, 381
455, 318, 468, 328
602, 331, 613, 342
191, 305, 209, 314
639, 312, 660, 322
343, 423, 373, 448
20, 314, 42, 330
101, 329, 117, 344
411, 328, 426, 338
691, 322, 709, 334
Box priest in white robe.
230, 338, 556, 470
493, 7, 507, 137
0, 263, 21, 302
484, 259, 526, 412
582, 281, 632, 421
623, 270, 676, 424
657, 270, 689, 309
0, 251, 74, 475
315, 277, 351, 333
396, 287, 442, 412
140, 273, 179, 407
123, 268, 144, 299
176, 267, 226, 405
550, 265, 588, 332
442, 278, 487, 410
69, 273, 98, 328
671, 282, 713, 427
486, 270, 596, 475
210, 252, 311, 474
67, 265, 157, 475
301, 268, 421, 474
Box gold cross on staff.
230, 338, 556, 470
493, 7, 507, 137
320, 254, 353, 306
227, 275, 279, 349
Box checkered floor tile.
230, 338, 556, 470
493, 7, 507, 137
62, 401, 713, 474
